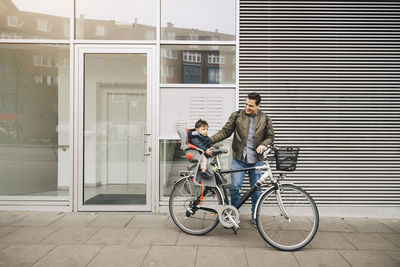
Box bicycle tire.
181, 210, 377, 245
169, 177, 223, 235
255, 183, 319, 251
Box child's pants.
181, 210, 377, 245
200, 155, 207, 172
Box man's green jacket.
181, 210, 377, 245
210, 110, 275, 162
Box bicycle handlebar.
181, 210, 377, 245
263, 144, 275, 159
210, 148, 228, 156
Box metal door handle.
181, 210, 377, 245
142, 129, 151, 161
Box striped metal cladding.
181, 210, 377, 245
239, 1, 400, 205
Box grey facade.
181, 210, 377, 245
239, 1, 400, 208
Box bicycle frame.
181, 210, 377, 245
212, 147, 278, 211
170, 144, 319, 251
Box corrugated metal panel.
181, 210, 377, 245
239, 0, 400, 205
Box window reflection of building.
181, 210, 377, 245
183, 65, 201, 83
1, 0, 234, 41
95, 25, 106, 36
183, 51, 201, 63
161, 47, 234, 84
37, 19, 48, 32
7, 15, 17, 27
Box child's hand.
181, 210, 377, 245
205, 148, 213, 156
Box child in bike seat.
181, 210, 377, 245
188, 119, 214, 178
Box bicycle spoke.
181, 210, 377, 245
169, 178, 222, 235
256, 184, 319, 251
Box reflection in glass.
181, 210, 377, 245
0, 44, 70, 200
84, 53, 147, 206
76, 0, 157, 40
161, 45, 235, 84
159, 139, 232, 201
0, 0, 70, 39
161, 0, 235, 41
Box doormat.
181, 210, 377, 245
85, 194, 146, 205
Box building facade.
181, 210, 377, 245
0, 0, 399, 216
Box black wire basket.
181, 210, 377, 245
275, 147, 300, 171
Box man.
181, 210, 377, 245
210, 92, 274, 226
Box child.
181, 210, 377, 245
188, 119, 214, 177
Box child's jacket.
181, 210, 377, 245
188, 129, 212, 152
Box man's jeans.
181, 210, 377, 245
230, 158, 263, 215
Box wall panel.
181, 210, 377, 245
239, 0, 400, 205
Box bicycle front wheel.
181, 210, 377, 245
169, 177, 223, 235
255, 184, 319, 251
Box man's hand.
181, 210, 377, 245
256, 145, 268, 154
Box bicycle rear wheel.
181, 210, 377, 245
169, 177, 223, 235
255, 183, 319, 251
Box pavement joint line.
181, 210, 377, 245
85, 244, 106, 267
30, 244, 58, 266
140, 246, 153, 267
194, 245, 200, 267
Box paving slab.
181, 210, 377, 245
318, 217, 355, 232
41, 227, 100, 244
87, 245, 150, 267
308, 231, 356, 250
344, 217, 394, 233
126, 214, 169, 228
385, 250, 400, 265
293, 249, 351, 267
141, 245, 197, 267
196, 246, 247, 267
32, 245, 103, 267
164, 216, 181, 229
48, 212, 98, 227
177, 231, 222, 246
11, 212, 64, 227
86, 227, 140, 245
0, 211, 31, 226
235, 214, 256, 230
131, 228, 179, 245
343, 232, 398, 250
0, 226, 18, 239
379, 233, 400, 248
378, 218, 400, 233
245, 247, 299, 267
0, 227, 56, 244
339, 250, 399, 267
219, 229, 269, 248
87, 214, 134, 227
0, 244, 55, 267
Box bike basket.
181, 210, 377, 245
275, 147, 300, 171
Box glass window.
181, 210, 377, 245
0, 0, 70, 39
161, 45, 235, 84
76, 0, 157, 40
0, 44, 70, 201
161, 0, 235, 41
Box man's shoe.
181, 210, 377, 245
250, 218, 257, 228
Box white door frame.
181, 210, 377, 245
74, 45, 155, 211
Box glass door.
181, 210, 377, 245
76, 45, 154, 211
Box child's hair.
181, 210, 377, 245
195, 119, 208, 129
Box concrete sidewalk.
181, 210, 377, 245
0, 211, 399, 267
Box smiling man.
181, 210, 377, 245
210, 92, 274, 226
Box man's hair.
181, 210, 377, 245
195, 119, 209, 129
247, 92, 261, 105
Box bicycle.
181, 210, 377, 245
169, 128, 319, 251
